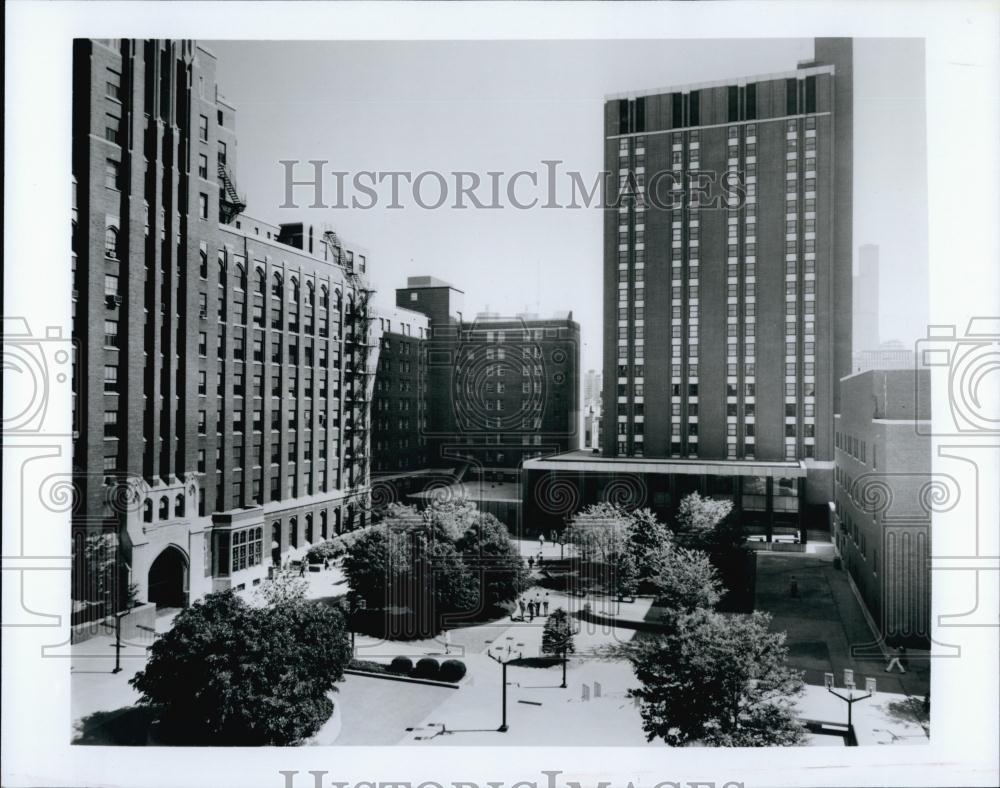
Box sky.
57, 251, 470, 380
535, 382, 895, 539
209, 38, 928, 373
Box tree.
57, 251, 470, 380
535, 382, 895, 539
410, 535, 478, 629
252, 567, 308, 607
625, 508, 674, 589
420, 497, 481, 542
613, 547, 639, 601
455, 513, 528, 615
79, 532, 124, 611
130, 590, 351, 745
648, 545, 723, 616
541, 607, 576, 688
564, 502, 630, 564
674, 492, 741, 550
625, 610, 805, 747
341, 525, 410, 609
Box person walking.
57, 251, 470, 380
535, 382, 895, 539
527, 600, 535, 622
518, 598, 526, 621
443, 629, 452, 655
539, 533, 546, 550
543, 594, 550, 616
886, 646, 907, 673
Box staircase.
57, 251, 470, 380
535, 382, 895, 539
217, 162, 246, 224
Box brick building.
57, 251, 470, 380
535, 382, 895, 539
369, 301, 432, 501
525, 39, 853, 536
832, 369, 931, 647
71, 39, 376, 609
396, 277, 580, 481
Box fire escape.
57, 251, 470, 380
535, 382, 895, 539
217, 162, 246, 224
328, 231, 378, 528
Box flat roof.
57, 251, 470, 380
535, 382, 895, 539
408, 480, 522, 503
523, 450, 807, 478
605, 64, 835, 102
405, 275, 463, 292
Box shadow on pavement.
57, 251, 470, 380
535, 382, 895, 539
73, 705, 157, 745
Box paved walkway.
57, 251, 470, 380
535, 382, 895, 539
71, 552, 931, 747
755, 552, 930, 697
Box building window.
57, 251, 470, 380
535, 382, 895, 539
218, 141, 227, 166
105, 159, 121, 190
103, 364, 118, 392
106, 69, 121, 100
198, 153, 208, 179
198, 114, 209, 142
104, 226, 119, 258
103, 409, 118, 437
199, 193, 209, 220
105, 113, 121, 145
103, 320, 119, 348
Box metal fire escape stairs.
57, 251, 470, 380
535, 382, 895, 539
327, 230, 379, 525
217, 162, 247, 224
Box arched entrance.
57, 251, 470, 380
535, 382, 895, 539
147, 546, 189, 608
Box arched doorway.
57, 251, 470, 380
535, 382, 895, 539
147, 546, 188, 608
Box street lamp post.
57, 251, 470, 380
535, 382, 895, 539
825, 670, 876, 745
486, 641, 522, 733
110, 610, 126, 674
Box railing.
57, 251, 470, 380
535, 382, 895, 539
217, 163, 246, 223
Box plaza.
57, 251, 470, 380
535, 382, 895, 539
71, 546, 929, 748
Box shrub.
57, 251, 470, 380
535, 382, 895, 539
306, 540, 341, 564
307, 525, 381, 564
439, 659, 467, 683
130, 590, 351, 745
389, 656, 414, 675
413, 657, 440, 679
349, 659, 390, 675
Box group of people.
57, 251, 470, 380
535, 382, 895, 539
517, 593, 550, 622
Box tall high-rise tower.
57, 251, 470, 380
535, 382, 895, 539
600, 38, 853, 506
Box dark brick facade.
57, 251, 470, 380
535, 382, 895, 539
72, 39, 375, 606
601, 39, 853, 511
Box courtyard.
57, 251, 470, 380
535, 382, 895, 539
70, 547, 929, 747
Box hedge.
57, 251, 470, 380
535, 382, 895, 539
349, 659, 391, 675
389, 656, 414, 675
413, 657, 440, 679
439, 659, 467, 683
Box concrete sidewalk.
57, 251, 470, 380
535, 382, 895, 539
755, 552, 930, 698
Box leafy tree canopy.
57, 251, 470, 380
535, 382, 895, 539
455, 513, 528, 611
625, 609, 805, 747
541, 607, 576, 657
130, 590, 351, 745
673, 492, 743, 551
648, 545, 723, 616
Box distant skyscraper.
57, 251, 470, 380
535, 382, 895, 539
853, 339, 916, 373
854, 243, 880, 354
583, 369, 603, 408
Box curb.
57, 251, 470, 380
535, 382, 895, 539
342, 669, 461, 689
